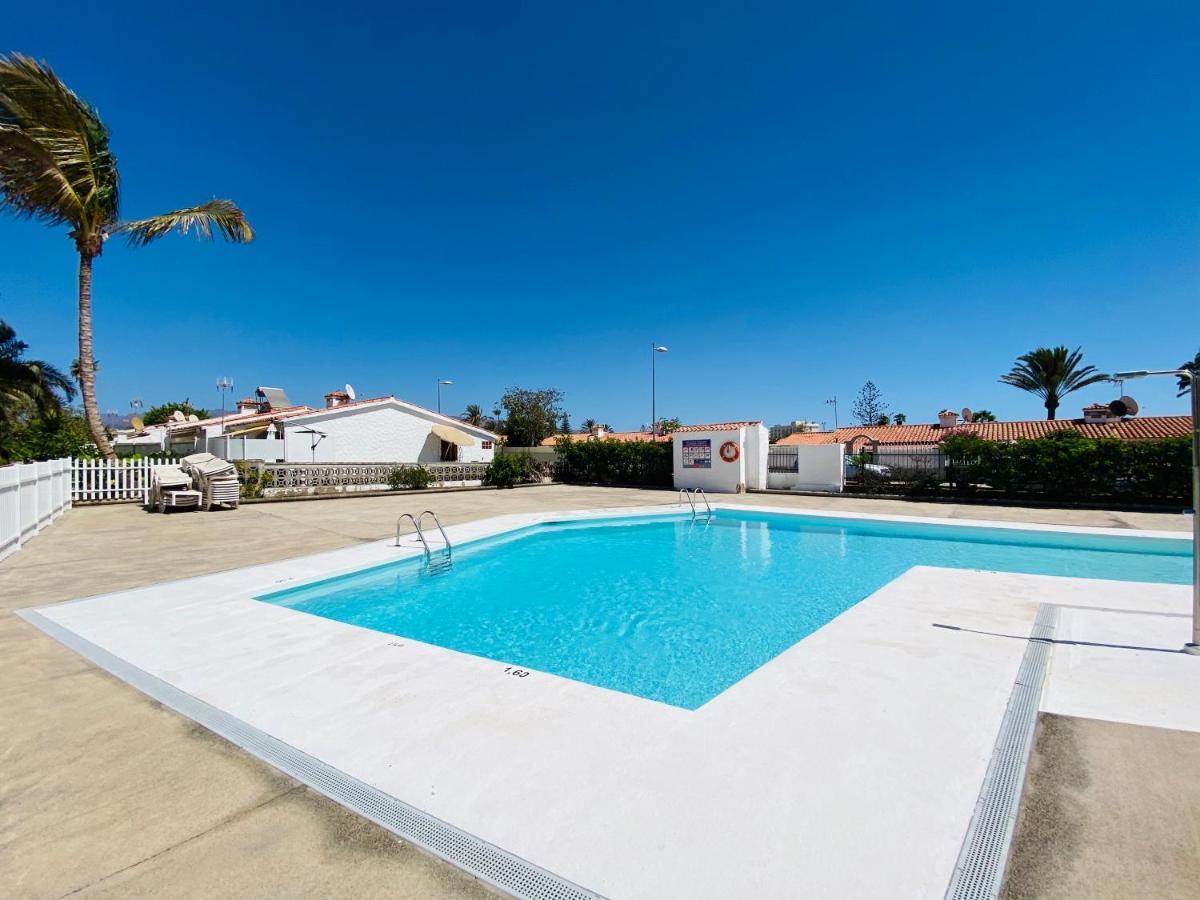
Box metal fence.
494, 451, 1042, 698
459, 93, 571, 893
767, 445, 800, 473
0, 457, 72, 561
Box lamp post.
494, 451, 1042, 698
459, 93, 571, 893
1113, 368, 1199, 655
130, 398, 143, 423
826, 396, 839, 430
216, 376, 233, 427
437, 379, 453, 414
651, 344, 668, 434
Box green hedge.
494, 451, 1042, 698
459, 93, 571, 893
554, 438, 673, 487
940, 432, 1190, 502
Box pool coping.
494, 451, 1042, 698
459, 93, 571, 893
19, 503, 1194, 899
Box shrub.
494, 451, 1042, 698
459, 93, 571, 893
387, 465, 432, 490
554, 438, 672, 487
234, 462, 273, 499
485, 453, 531, 488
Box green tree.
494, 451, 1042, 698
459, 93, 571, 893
499, 387, 564, 446
893, 413, 907, 425
559, 413, 572, 434
656, 416, 681, 433
0, 55, 254, 458
461, 403, 484, 426
0, 319, 74, 418
4, 412, 93, 462
852, 381, 888, 425
970, 409, 997, 422
0, 320, 75, 455
581, 417, 598, 432
999, 346, 1108, 420
142, 400, 209, 426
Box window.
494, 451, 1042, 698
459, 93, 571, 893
482, 440, 493, 449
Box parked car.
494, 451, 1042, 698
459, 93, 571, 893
845, 458, 892, 478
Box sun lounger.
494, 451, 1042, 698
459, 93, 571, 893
181, 452, 241, 510
150, 465, 202, 513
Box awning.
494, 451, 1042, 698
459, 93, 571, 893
431, 423, 476, 446
224, 425, 270, 438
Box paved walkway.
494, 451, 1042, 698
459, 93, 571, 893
0, 486, 1190, 898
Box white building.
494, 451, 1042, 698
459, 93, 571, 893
270, 394, 497, 464
116, 386, 498, 465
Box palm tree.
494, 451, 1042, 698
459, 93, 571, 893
1178, 350, 1199, 397
0, 319, 75, 440
970, 409, 997, 422
462, 403, 483, 426
0, 55, 253, 457
999, 346, 1109, 420
581, 417, 598, 433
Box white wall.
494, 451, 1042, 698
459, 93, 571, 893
767, 444, 844, 492
279, 402, 496, 464
0, 458, 71, 561
672, 425, 768, 493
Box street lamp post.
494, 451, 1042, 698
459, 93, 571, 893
651, 344, 668, 434
826, 396, 839, 430
437, 379, 453, 414
1113, 368, 1199, 655
216, 376, 233, 428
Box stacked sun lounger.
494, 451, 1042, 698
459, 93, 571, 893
181, 452, 241, 511
150, 465, 202, 513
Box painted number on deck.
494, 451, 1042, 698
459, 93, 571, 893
503, 666, 531, 678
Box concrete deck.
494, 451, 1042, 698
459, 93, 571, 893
0, 486, 1192, 898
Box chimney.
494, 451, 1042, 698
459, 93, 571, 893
937, 409, 958, 429
1082, 403, 1115, 423
235, 397, 259, 413
325, 389, 350, 409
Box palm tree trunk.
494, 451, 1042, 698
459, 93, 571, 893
1046, 399, 1058, 420
77, 251, 114, 459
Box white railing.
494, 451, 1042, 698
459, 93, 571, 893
72, 457, 181, 505
0, 457, 72, 562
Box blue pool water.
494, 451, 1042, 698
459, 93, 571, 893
258, 512, 1190, 709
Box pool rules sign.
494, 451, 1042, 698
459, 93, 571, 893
682, 439, 712, 469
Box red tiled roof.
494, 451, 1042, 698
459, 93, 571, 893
164, 405, 315, 432
673, 421, 762, 433
541, 430, 669, 445
776, 416, 1191, 446
277, 396, 500, 438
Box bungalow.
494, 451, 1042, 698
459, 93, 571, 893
777, 405, 1191, 453
116, 386, 498, 465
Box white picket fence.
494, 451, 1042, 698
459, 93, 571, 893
0, 457, 73, 562
72, 457, 182, 504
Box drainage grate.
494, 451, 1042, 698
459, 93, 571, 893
944, 603, 1058, 900
18, 609, 603, 900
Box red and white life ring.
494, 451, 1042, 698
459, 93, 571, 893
719, 441, 740, 463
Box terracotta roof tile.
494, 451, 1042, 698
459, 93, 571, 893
776, 416, 1191, 446
541, 431, 669, 445
672, 421, 762, 433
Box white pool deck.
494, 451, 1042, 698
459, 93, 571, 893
21, 504, 1197, 899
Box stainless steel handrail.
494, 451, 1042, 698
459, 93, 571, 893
693, 487, 713, 517
678, 488, 696, 514
396, 512, 431, 558
417, 510, 452, 557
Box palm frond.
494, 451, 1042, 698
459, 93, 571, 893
114, 199, 254, 248
0, 54, 119, 233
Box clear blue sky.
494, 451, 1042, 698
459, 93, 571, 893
2, 2, 1197, 429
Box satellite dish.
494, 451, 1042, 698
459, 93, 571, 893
961, 407, 973, 423
188, 413, 199, 422
1110, 395, 1139, 418
171, 410, 185, 422
131, 416, 145, 432
345, 383, 357, 400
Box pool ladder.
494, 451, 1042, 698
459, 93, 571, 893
678, 488, 713, 519
396, 511, 453, 574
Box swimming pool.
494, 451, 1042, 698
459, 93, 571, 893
259, 511, 1190, 709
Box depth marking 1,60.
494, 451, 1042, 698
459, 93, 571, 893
502, 666, 531, 678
